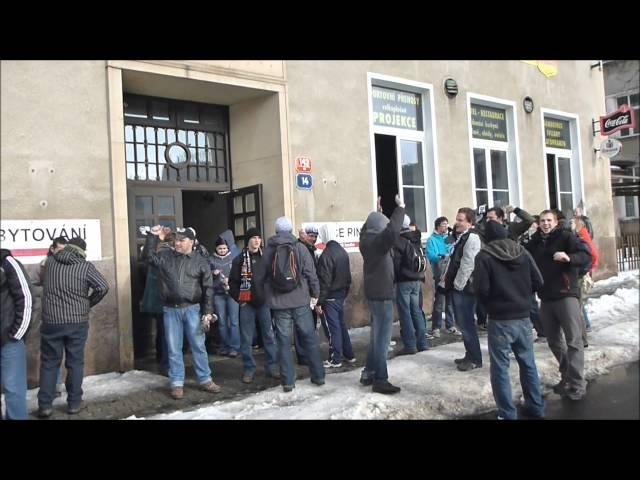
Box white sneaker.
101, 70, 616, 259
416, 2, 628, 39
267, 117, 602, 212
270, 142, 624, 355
344, 357, 357, 364
431, 329, 441, 338
447, 327, 462, 336
389, 340, 397, 346
425, 331, 434, 340
323, 360, 342, 368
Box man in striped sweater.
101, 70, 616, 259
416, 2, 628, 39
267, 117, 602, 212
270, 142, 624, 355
37, 237, 109, 418
1, 249, 34, 420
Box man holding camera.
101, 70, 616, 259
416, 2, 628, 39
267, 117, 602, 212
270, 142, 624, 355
142, 225, 219, 400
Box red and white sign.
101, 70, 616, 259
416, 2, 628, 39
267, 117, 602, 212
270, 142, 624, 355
295, 155, 312, 173
0, 219, 102, 264
600, 104, 636, 136
302, 222, 362, 253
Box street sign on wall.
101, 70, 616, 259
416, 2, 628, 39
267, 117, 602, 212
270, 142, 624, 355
296, 173, 313, 190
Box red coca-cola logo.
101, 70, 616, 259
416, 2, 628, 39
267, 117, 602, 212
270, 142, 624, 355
600, 105, 636, 136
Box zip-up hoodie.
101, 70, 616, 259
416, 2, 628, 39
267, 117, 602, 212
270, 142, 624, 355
209, 250, 234, 295
426, 231, 451, 269
254, 232, 319, 310
1, 249, 34, 345
474, 239, 543, 320
42, 245, 109, 325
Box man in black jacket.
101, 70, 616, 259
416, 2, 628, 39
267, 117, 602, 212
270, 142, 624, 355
474, 221, 545, 419
393, 215, 429, 355
525, 210, 591, 401
359, 194, 405, 394
1, 249, 34, 420
143, 226, 219, 400
37, 238, 109, 417
228, 227, 279, 384
315, 225, 354, 368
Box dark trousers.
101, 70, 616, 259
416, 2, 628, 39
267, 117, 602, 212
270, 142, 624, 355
476, 301, 487, 326
320, 290, 354, 363
530, 295, 544, 337
38, 322, 89, 408
154, 314, 169, 374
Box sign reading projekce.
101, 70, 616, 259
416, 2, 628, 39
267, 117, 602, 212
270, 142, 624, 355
372, 85, 423, 131
600, 104, 636, 136
0, 219, 102, 264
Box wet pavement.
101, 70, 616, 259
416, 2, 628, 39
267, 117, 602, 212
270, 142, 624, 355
468, 361, 639, 420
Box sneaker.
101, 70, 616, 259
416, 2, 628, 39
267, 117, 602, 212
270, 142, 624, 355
389, 340, 397, 346
447, 327, 462, 336
323, 360, 342, 368
372, 380, 401, 394
170, 387, 184, 400
534, 336, 547, 343
37, 406, 53, 418
417, 345, 430, 352
67, 401, 85, 415
241, 372, 255, 384
564, 388, 586, 401
396, 348, 418, 356
252, 345, 261, 350
201, 381, 222, 393
457, 360, 482, 371
360, 375, 374, 386
552, 381, 567, 395
344, 357, 357, 364
478, 324, 488, 331
425, 331, 434, 340
228, 351, 239, 358
311, 378, 325, 386
454, 356, 468, 365
282, 384, 295, 392
431, 329, 441, 338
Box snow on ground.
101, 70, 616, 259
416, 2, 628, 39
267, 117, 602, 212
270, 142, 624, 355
137, 271, 639, 420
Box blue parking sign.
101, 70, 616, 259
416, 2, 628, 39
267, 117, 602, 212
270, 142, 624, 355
296, 173, 313, 190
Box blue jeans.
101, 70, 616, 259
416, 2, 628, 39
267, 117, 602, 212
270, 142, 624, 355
451, 290, 482, 365
362, 300, 394, 383
321, 290, 354, 363
239, 303, 278, 375
1, 339, 28, 419
273, 306, 324, 387
163, 305, 212, 388
38, 322, 89, 408
488, 318, 544, 420
582, 305, 591, 329
396, 282, 428, 351
431, 289, 455, 330
214, 295, 240, 354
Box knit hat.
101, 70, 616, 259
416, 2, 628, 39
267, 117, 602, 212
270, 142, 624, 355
67, 237, 87, 251
215, 236, 228, 247
275, 216, 293, 234
244, 227, 262, 245
304, 224, 319, 235
484, 220, 508, 243
402, 214, 411, 230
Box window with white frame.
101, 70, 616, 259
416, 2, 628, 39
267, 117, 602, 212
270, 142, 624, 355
611, 92, 639, 137
468, 101, 517, 208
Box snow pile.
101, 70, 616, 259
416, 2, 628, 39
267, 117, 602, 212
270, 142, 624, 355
143, 270, 639, 420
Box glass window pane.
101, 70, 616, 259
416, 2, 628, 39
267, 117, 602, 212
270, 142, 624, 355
246, 215, 257, 229
159, 219, 176, 231
158, 165, 167, 181
617, 96, 627, 107
125, 125, 134, 142
135, 126, 145, 142
492, 190, 510, 208
400, 140, 424, 186
166, 129, 176, 144
490, 150, 509, 190
145, 127, 155, 142
125, 144, 135, 162
157, 197, 175, 216
245, 193, 255, 212
235, 217, 245, 236
624, 196, 635, 217
136, 196, 153, 217
557, 157, 572, 192
177, 130, 186, 144
147, 145, 156, 163
197, 132, 206, 146
136, 144, 146, 163
187, 131, 196, 146
560, 193, 573, 218
197, 148, 207, 165
158, 146, 166, 164
403, 187, 426, 232
630, 93, 639, 107
234, 196, 244, 213
476, 189, 488, 208
474, 148, 487, 189
157, 128, 166, 145
126, 163, 136, 180
136, 163, 147, 180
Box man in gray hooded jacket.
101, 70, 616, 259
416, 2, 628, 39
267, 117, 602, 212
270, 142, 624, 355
253, 216, 324, 392
359, 194, 405, 394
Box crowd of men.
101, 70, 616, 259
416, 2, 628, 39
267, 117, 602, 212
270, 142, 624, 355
1, 194, 599, 420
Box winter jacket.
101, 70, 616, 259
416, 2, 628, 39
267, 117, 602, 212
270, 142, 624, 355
393, 230, 426, 283
209, 251, 234, 296
577, 228, 599, 273
426, 232, 451, 269
525, 227, 591, 301
253, 232, 319, 310
444, 229, 482, 293
229, 248, 266, 307
140, 241, 173, 315
299, 239, 319, 268
42, 245, 109, 325
317, 240, 351, 306
220, 229, 241, 258
1, 249, 34, 346
474, 239, 543, 320
475, 208, 536, 243
142, 235, 213, 314
359, 206, 404, 301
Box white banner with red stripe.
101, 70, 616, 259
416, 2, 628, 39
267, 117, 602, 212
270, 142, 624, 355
301, 222, 362, 253
0, 219, 102, 264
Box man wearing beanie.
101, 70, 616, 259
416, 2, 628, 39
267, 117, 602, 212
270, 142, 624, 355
228, 227, 279, 384
37, 237, 109, 417
359, 194, 405, 394
253, 216, 324, 392
474, 220, 545, 419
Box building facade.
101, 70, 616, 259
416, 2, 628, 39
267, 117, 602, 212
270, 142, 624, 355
1, 60, 616, 384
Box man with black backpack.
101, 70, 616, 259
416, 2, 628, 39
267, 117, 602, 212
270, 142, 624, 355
253, 216, 324, 393
393, 214, 430, 355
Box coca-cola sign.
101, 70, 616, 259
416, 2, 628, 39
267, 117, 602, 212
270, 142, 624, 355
600, 104, 636, 136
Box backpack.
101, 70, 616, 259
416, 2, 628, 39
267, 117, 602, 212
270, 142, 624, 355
271, 244, 300, 292
410, 242, 428, 273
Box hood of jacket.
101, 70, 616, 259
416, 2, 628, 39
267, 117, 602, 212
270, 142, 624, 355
401, 229, 422, 245
267, 232, 297, 247
54, 245, 86, 265
482, 238, 526, 268
362, 212, 389, 235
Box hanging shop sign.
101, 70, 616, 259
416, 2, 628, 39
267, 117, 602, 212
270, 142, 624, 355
471, 104, 508, 141
372, 85, 423, 131
544, 117, 572, 149
599, 138, 622, 158
600, 105, 636, 136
